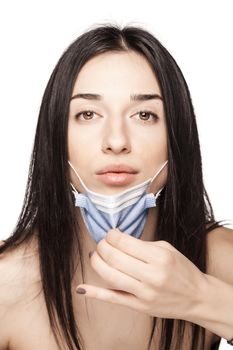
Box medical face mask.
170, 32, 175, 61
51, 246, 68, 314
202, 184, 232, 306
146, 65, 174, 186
68, 160, 168, 243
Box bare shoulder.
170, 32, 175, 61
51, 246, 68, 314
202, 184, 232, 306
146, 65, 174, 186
0, 238, 41, 349
206, 225, 233, 285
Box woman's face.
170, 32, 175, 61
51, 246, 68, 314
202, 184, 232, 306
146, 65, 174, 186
68, 50, 168, 195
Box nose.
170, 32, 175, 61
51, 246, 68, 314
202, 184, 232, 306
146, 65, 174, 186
101, 118, 131, 155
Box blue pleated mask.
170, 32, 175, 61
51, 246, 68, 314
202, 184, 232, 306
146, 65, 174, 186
68, 160, 168, 243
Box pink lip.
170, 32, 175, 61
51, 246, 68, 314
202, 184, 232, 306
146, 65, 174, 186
96, 164, 138, 175
96, 172, 137, 186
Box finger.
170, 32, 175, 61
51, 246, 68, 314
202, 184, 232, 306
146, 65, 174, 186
106, 229, 176, 263
76, 284, 146, 312
90, 250, 144, 297
97, 238, 157, 284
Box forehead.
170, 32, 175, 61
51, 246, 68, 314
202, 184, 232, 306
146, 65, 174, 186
72, 50, 161, 97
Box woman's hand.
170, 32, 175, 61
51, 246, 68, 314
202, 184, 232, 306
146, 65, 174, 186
76, 228, 207, 321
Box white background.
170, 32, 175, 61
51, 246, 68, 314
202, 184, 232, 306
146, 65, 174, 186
0, 1, 232, 348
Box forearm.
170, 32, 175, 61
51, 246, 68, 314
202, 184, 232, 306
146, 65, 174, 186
189, 273, 233, 341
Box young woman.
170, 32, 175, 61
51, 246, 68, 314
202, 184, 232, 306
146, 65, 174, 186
0, 23, 232, 350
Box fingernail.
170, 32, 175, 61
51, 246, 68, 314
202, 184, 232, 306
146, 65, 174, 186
89, 251, 94, 258
76, 287, 86, 294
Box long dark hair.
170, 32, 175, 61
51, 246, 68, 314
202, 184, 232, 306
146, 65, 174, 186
0, 22, 220, 349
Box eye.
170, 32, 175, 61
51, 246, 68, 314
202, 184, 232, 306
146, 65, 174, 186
75, 110, 97, 120
74, 109, 158, 122
135, 110, 159, 122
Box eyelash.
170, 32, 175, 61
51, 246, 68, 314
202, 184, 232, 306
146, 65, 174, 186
74, 110, 159, 122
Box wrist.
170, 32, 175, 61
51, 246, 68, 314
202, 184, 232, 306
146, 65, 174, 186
188, 273, 233, 341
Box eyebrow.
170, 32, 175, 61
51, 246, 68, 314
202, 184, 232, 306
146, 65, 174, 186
70, 93, 163, 102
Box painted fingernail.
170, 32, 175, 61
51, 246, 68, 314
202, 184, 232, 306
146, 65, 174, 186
76, 288, 86, 294
89, 251, 94, 258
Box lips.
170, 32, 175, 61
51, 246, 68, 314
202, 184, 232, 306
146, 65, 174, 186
95, 164, 138, 186
96, 172, 137, 186
96, 164, 138, 175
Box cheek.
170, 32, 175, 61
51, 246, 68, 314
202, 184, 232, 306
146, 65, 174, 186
68, 124, 91, 156
68, 126, 95, 191
137, 126, 167, 160
68, 124, 102, 181
67, 126, 88, 170
68, 127, 79, 160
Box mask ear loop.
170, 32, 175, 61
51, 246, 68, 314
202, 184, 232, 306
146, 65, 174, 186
150, 160, 168, 183
147, 160, 168, 195
68, 161, 88, 193
154, 186, 164, 202
70, 182, 77, 193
